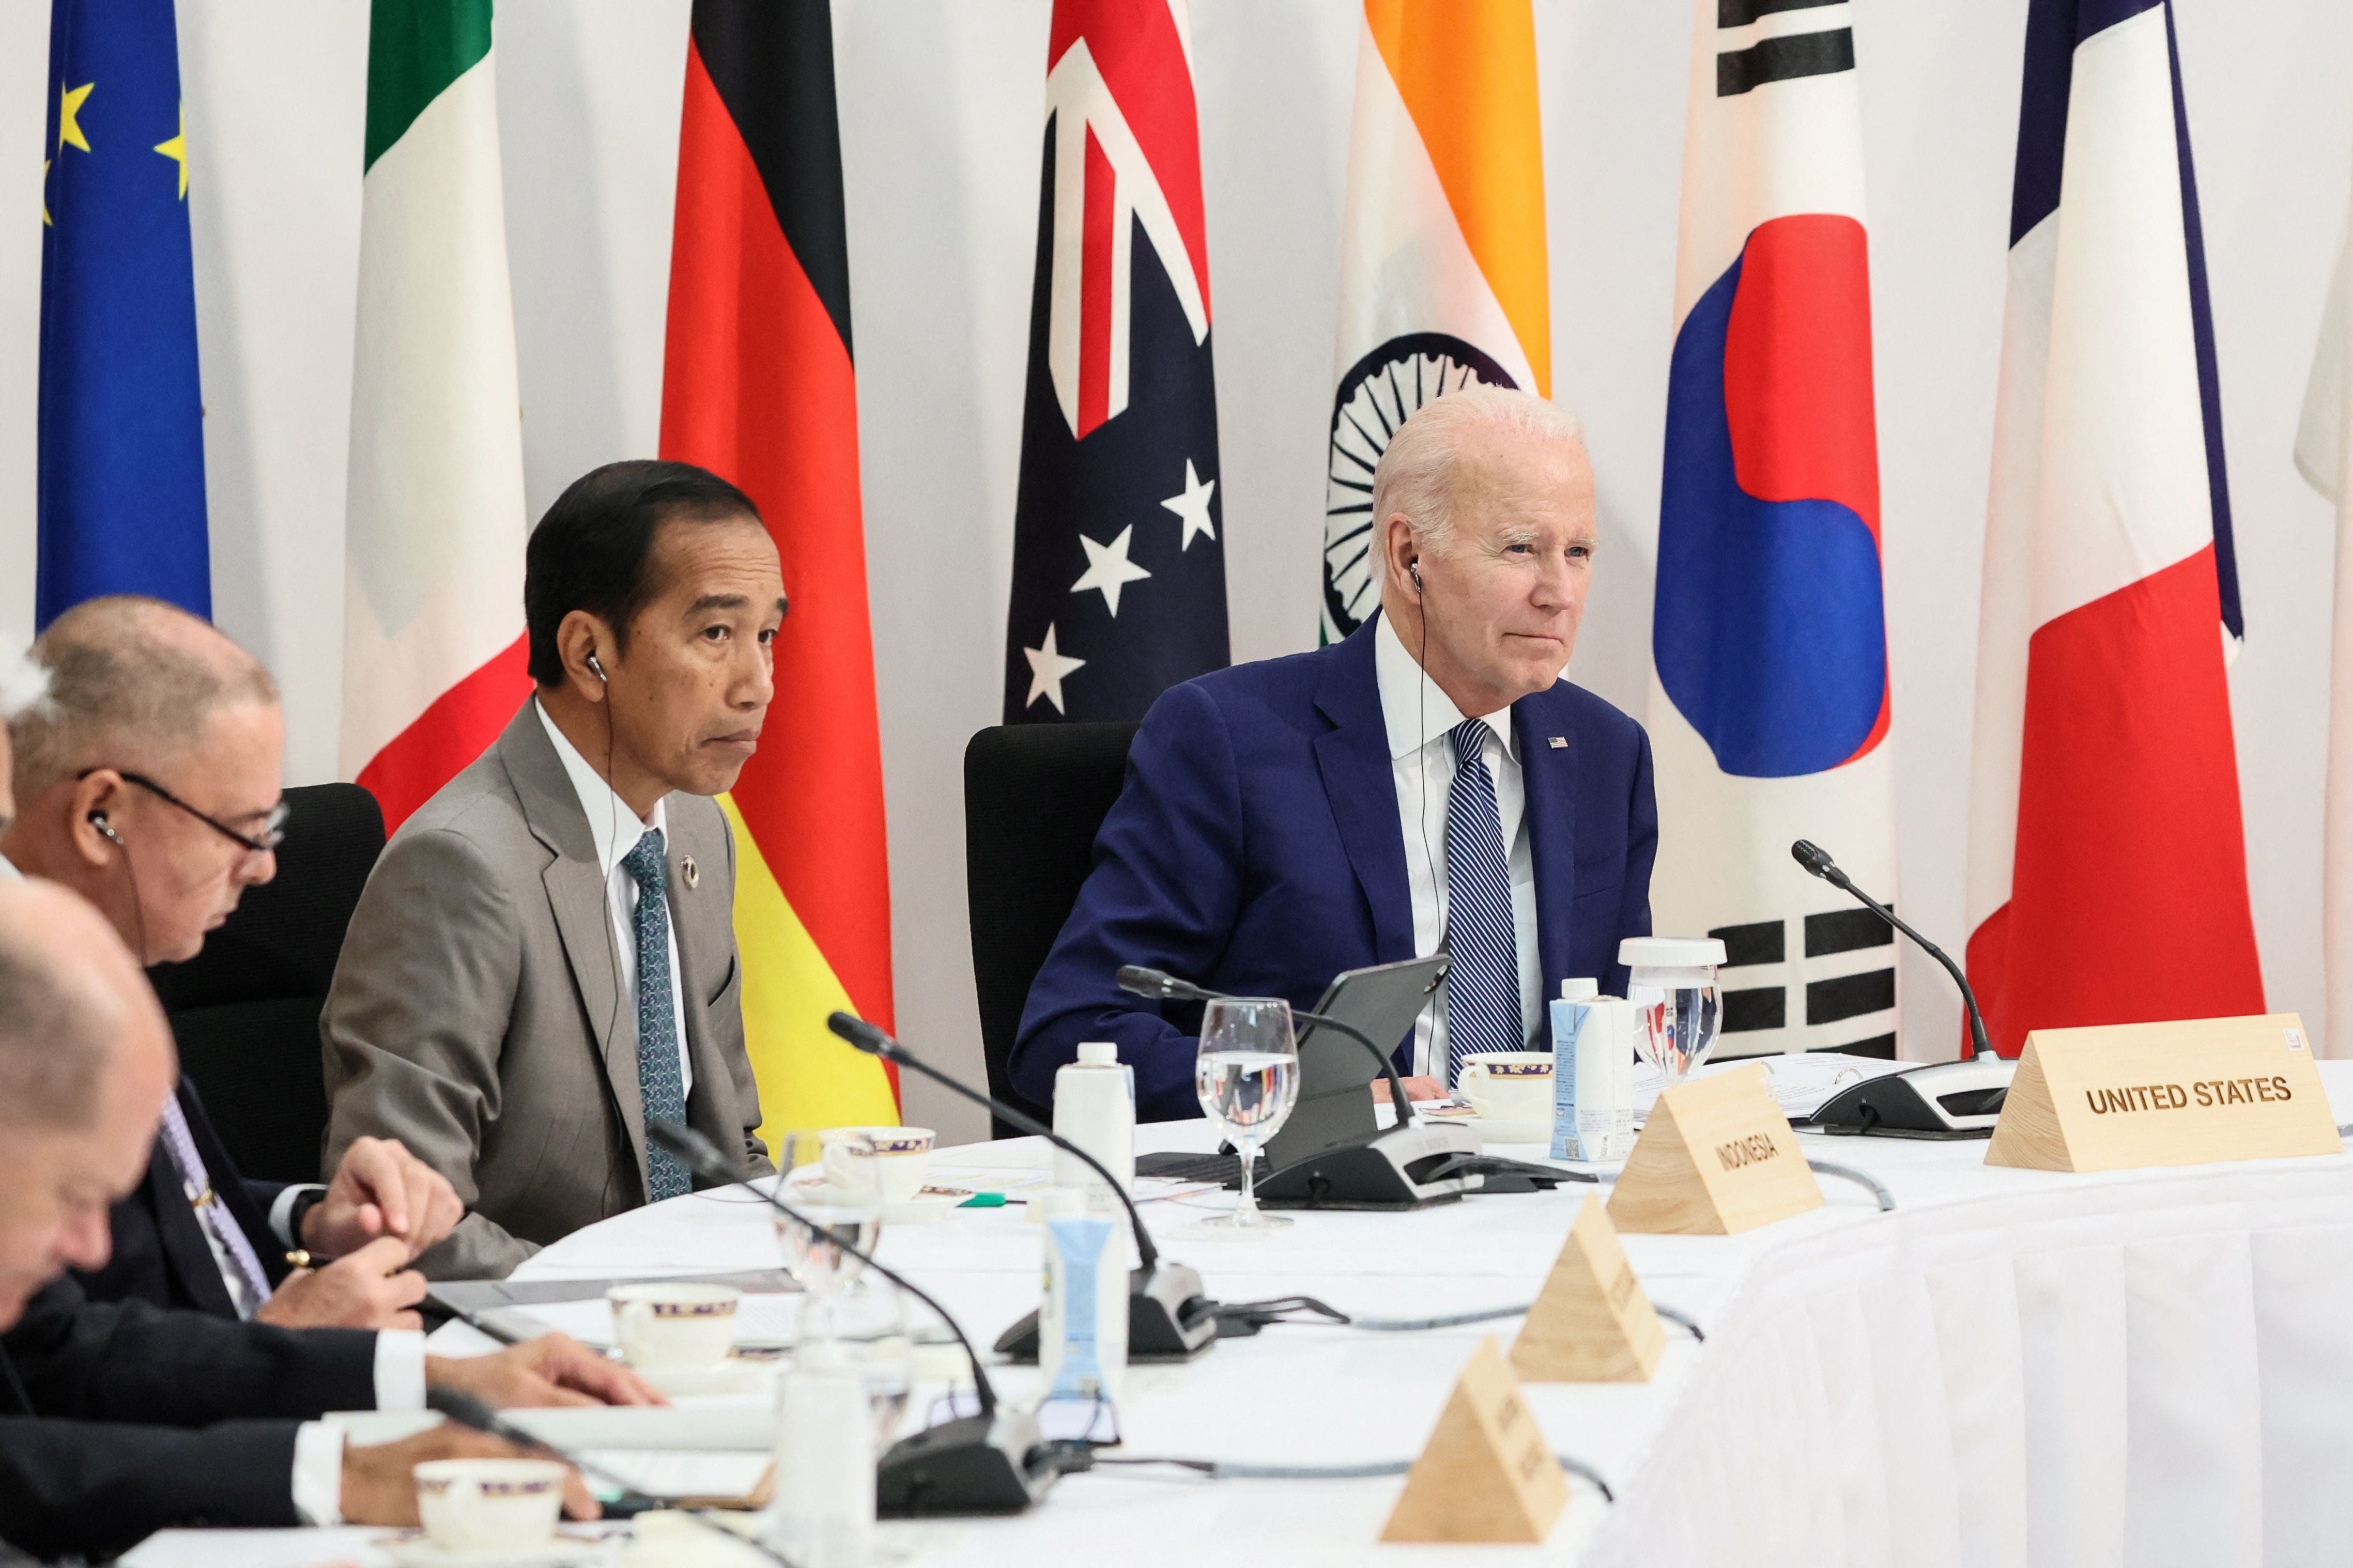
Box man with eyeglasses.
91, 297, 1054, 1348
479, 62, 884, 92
0, 598, 463, 1330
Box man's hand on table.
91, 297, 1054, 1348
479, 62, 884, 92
256, 1236, 428, 1330
1372, 1075, 1450, 1104
340, 1424, 599, 1526
305, 1136, 465, 1260
426, 1332, 665, 1409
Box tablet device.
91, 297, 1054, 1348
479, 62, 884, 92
1137, 953, 1449, 1184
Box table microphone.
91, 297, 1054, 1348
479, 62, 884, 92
823, 1013, 1219, 1364
1112, 967, 1500, 1209
1789, 840, 2014, 1137
645, 1119, 1065, 1516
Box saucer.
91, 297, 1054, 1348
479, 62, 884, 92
639, 1359, 773, 1398
782, 1178, 958, 1225
385, 1538, 602, 1567
1461, 1116, 1554, 1146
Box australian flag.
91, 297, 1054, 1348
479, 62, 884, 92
38, 0, 211, 627
1001, 0, 1228, 723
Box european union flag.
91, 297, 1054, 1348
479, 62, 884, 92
37, 0, 209, 628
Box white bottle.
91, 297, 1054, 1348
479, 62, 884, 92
1036, 1185, 1128, 1426
773, 1339, 874, 1568
1053, 1041, 1136, 1191
1572, 999, 1638, 1162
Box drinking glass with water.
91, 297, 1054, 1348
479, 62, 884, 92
1185, 997, 1302, 1236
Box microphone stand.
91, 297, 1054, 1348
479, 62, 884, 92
647, 1120, 1064, 1516
1789, 841, 2016, 1137
823, 1015, 1220, 1364
1112, 967, 1493, 1210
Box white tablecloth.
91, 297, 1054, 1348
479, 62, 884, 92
131, 1064, 2353, 1567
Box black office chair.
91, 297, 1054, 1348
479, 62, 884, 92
146, 782, 387, 1184
964, 722, 1140, 1139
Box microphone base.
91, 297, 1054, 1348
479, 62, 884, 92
1810, 1056, 2014, 1139
993, 1262, 1220, 1365
1255, 1121, 1483, 1210
876, 1409, 1059, 1517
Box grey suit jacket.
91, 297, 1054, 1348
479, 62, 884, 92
321, 700, 773, 1279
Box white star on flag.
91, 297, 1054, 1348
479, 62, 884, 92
1160, 458, 1217, 551
1070, 524, 1152, 616
1022, 623, 1087, 713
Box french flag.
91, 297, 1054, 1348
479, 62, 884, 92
1648, 0, 1900, 1059
1964, 0, 2263, 1055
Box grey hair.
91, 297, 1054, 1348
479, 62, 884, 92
1368, 385, 1587, 555
0, 647, 45, 723
10, 596, 279, 796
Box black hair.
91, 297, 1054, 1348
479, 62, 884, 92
524, 459, 764, 687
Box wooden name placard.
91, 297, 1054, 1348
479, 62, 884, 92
1510, 1192, 1665, 1383
1606, 1063, 1824, 1235
1986, 1013, 2343, 1173
1380, 1337, 1571, 1544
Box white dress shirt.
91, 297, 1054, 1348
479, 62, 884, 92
0, 852, 428, 1523
535, 698, 692, 1098
1375, 615, 1544, 1079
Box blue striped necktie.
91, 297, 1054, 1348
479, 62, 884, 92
1442, 719, 1519, 1086
622, 829, 693, 1203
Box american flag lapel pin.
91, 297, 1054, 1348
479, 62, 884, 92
682, 856, 700, 891
1547, 736, 1567, 750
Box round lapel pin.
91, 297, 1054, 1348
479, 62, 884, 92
682, 856, 700, 891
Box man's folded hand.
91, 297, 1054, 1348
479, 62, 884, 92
425, 1332, 664, 1409
306, 1136, 465, 1260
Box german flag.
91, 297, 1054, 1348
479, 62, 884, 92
659, 0, 898, 1153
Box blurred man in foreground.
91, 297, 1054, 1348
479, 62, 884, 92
325, 460, 779, 1278
1, 601, 459, 1327
0, 878, 659, 1560
1014, 387, 1657, 1119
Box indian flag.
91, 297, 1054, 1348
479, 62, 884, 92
342, 0, 533, 827
1320, 0, 1550, 642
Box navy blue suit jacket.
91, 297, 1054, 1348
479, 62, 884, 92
1011, 619, 1658, 1122
73, 1080, 294, 1318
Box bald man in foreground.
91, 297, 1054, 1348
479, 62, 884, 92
0, 880, 657, 1561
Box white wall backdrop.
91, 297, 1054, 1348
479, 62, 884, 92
3, 1, 2347, 1145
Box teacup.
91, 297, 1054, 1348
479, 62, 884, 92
607, 1281, 741, 1370
819, 1126, 936, 1205
414, 1457, 566, 1553
1456, 1052, 1556, 1123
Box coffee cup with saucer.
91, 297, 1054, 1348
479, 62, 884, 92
388, 1458, 594, 1566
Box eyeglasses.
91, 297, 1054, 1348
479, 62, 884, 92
76, 769, 290, 857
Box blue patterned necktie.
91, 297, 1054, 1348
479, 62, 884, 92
621, 829, 693, 1202
1442, 719, 1519, 1087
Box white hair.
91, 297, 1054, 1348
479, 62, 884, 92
1368, 384, 1586, 554
0, 647, 45, 724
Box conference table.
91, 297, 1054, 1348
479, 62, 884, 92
128, 1063, 2353, 1568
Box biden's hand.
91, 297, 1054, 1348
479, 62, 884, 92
1373, 1075, 1450, 1104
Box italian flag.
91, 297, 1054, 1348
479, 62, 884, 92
342, 0, 532, 827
